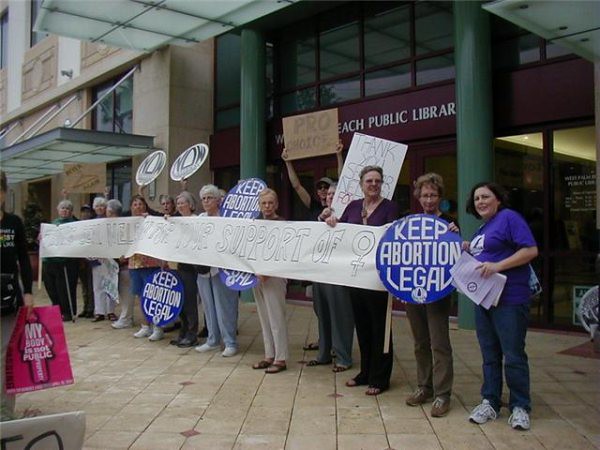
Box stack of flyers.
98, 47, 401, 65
450, 251, 507, 309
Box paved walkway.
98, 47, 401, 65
14, 287, 600, 449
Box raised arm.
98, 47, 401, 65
335, 140, 344, 178
282, 148, 311, 208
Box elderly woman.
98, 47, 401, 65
465, 182, 538, 431
405, 173, 457, 417
195, 185, 239, 356
42, 199, 79, 320
129, 195, 165, 341
308, 182, 354, 371
251, 188, 288, 373
168, 191, 200, 347
326, 165, 399, 395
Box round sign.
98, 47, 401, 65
136, 150, 167, 186
577, 285, 598, 333
376, 214, 462, 304
218, 268, 258, 291
170, 143, 209, 181
220, 178, 267, 219
141, 269, 184, 326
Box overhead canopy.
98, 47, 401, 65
483, 0, 600, 63
34, 0, 297, 52
0, 128, 158, 183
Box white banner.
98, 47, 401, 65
0, 411, 85, 450
41, 216, 389, 291
331, 133, 407, 218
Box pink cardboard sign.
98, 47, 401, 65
5, 306, 74, 394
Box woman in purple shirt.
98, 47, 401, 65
465, 182, 538, 431
327, 165, 399, 395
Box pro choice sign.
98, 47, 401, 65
376, 214, 461, 304
142, 270, 184, 326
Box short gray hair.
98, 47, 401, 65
199, 184, 221, 200
93, 196, 108, 208
57, 199, 73, 211
106, 199, 123, 216
176, 191, 196, 211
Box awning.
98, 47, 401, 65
483, 0, 600, 63
34, 0, 297, 52
0, 127, 158, 183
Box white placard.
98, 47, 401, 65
170, 143, 209, 181
136, 150, 166, 186
39, 216, 389, 291
331, 133, 407, 218
0, 411, 85, 450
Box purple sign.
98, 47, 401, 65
220, 178, 267, 219
141, 269, 184, 326
376, 214, 461, 304
218, 268, 258, 291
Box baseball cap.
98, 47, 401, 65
316, 177, 334, 187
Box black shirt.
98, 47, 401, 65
1, 212, 33, 295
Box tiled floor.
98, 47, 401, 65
15, 288, 600, 449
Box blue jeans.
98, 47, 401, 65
475, 303, 531, 413
197, 273, 239, 349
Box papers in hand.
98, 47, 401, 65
450, 252, 506, 309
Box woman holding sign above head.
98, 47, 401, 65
405, 173, 458, 417
326, 165, 399, 395
129, 195, 165, 342
465, 182, 538, 431
194, 185, 239, 357
252, 188, 289, 373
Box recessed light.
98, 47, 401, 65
519, 4, 529, 10
559, 26, 568, 31
523, 136, 529, 140
580, 38, 590, 42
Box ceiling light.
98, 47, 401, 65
518, 4, 529, 10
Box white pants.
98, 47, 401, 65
253, 277, 288, 361
117, 268, 134, 322
92, 260, 118, 315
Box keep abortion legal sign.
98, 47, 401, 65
142, 270, 184, 326
376, 214, 462, 304
220, 178, 267, 219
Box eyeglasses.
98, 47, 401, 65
420, 194, 440, 199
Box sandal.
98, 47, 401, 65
365, 386, 387, 396
265, 364, 287, 374
307, 359, 332, 366
252, 360, 273, 370
345, 377, 367, 387
91, 314, 105, 322
332, 364, 350, 373
303, 342, 319, 351
107, 313, 118, 321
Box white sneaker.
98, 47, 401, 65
508, 407, 530, 430
222, 347, 238, 357
111, 318, 133, 329
133, 325, 151, 338
195, 343, 220, 353
469, 399, 498, 424
148, 326, 164, 341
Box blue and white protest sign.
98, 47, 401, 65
218, 268, 258, 291
376, 214, 462, 304
141, 269, 184, 326
220, 178, 267, 218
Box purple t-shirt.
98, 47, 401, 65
469, 208, 537, 305
340, 198, 399, 226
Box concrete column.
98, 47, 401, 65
454, 1, 494, 329
240, 28, 266, 180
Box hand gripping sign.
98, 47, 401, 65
376, 214, 462, 304
218, 178, 267, 288
141, 269, 184, 326
170, 143, 209, 181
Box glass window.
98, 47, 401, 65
30, 0, 48, 47
216, 33, 241, 108
280, 88, 316, 115
551, 126, 597, 327
415, 2, 453, 55
365, 64, 411, 96
216, 107, 240, 131
92, 76, 133, 134
546, 41, 572, 59
107, 160, 132, 208
493, 34, 541, 69
319, 21, 360, 80
1, 10, 8, 70
364, 4, 410, 68
416, 54, 454, 85
280, 25, 316, 90
320, 76, 360, 106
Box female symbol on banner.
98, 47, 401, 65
170, 143, 209, 181
136, 150, 167, 186
376, 214, 462, 304
218, 178, 267, 288
141, 269, 184, 326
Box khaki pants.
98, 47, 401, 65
253, 277, 288, 361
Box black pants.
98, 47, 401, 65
350, 287, 393, 390
78, 259, 94, 315
178, 269, 199, 341
43, 260, 78, 319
